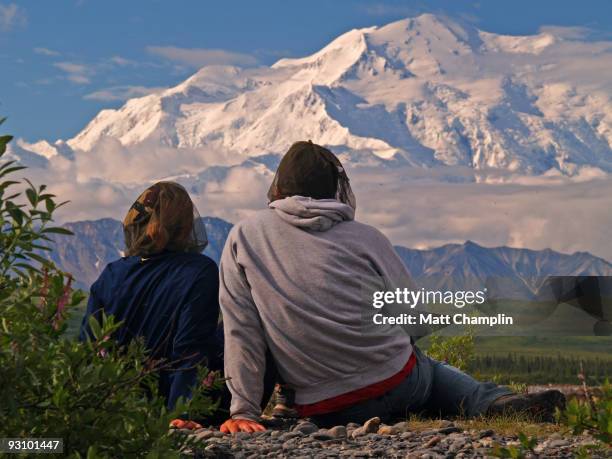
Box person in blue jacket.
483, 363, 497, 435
79, 181, 222, 425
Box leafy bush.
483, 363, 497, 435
0, 119, 221, 458
491, 432, 537, 459
558, 379, 611, 445
426, 328, 475, 371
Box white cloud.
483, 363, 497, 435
146, 46, 258, 68
350, 167, 612, 262
11, 134, 612, 264
84, 85, 165, 101
538, 25, 612, 41
0, 3, 26, 31
34, 47, 60, 56
53, 61, 93, 84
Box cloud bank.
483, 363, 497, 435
9, 138, 612, 263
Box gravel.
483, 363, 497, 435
178, 417, 610, 458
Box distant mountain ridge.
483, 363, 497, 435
50, 217, 612, 292
395, 241, 612, 300
49, 217, 232, 289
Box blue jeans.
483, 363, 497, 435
311, 347, 511, 427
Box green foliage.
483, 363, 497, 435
426, 327, 475, 371
491, 432, 537, 459
557, 379, 612, 445
0, 120, 222, 458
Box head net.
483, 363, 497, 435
267, 140, 356, 209
123, 181, 208, 257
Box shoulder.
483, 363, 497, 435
339, 219, 393, 246
227, 209, 278, 239
168, 252, 218, 275
95, 256, 137, 281
89, 257, 133, 294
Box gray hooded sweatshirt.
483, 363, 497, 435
219, 196, 414, 421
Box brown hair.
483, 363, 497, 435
267, 141, 356, 208
123, 182, 207, 257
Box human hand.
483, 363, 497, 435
170, 419, 203, 430
220, 418, 266, 434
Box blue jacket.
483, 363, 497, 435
80, 251, 222, 408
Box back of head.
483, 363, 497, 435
123, 181, 207, 257
267, 140, 356, 209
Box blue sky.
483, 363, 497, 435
2, 0, 611, 141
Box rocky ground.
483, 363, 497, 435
174, 417, 610, 458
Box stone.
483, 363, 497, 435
423, 435, 442, 448
328, 425, 347, 438
479, 429, 494, 438
437, 426, 461, 435
310, 431, 334, 441
293, 421, 318, 435
351, 426, 367, 439
548, 439, 570, 448
363, 416, 381, 433
233, 431, 251, 440
279, 431, 300, 441
393, 421, 411, 432
377, 424, 400, 435
448, 439, 466, 453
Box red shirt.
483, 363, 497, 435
295, 352, 417, 417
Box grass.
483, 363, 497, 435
402, 413, 564, 438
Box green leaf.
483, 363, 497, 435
24, 252, 52, 266
41, 227, 73, 235
26, 187, 38, 206
0, 165, 26, 179
0, 135, 13, 155
88, 315, 103, 340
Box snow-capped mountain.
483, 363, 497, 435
14, 14, 612, 176
51, 217, 612, 292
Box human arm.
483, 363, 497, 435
218, 229, 268, 427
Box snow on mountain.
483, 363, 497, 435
12, 13, 609, 178
7, 14, 612, 264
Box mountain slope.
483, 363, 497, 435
395, 240, 612, 299
50, 218, 612, 293
14, 14, 612, 177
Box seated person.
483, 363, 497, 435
80, 182, 222, 426
218, 141, 565, 433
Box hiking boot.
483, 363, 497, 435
271, 403, 299, 419
487, 389, 566, 422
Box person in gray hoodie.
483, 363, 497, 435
218, 141, 565, 434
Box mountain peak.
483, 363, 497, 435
13, 13, 612, 179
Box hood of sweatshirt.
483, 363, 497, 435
269, 196, 355, 232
